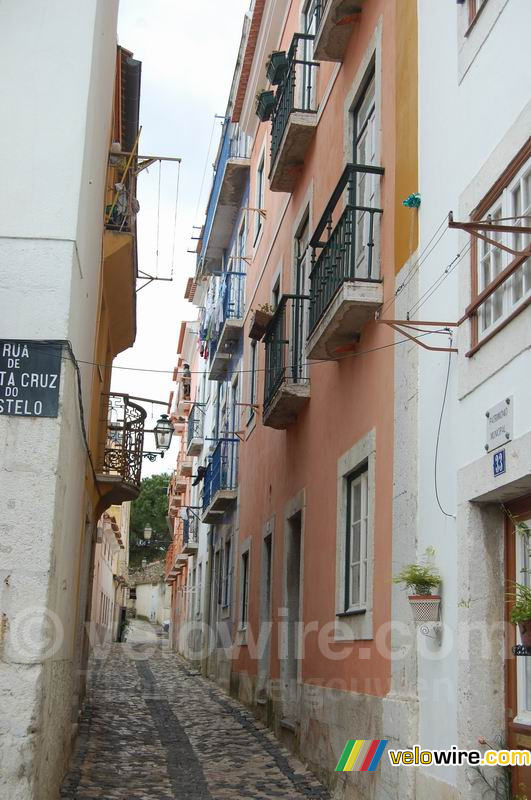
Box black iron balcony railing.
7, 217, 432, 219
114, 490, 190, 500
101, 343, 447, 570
202, 438, 239, 512
187, 402, 204, 447
309, 162, 384, 332
270, 33, 319, 167
99, 393, 146, 488
183, 514, 199, 547
264, 294, 310, 411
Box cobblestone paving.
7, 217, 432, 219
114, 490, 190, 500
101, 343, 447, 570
61, 635, 330, 799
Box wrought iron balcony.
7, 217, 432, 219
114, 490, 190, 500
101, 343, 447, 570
186, 403, 204, 456
96, 393, 146, 503
208, 271, 246, 381
263, 295, 310, 429
269, 34, 319, 192
182, 514, 199, 554
202, 438, 239, 524
200, 122, 251, 273
307, 163, 384, 360
314, 0, 365, 62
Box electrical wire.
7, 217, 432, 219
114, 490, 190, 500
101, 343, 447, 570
434, 339, 455, 519
407, 243, 471, 318
193, 114, 220, 225
27, 329, 449, 378
379, 214, 449, 316
170, 161, 181, 279
33, 340, 101, 495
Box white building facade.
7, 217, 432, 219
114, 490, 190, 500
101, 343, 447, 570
400, 1, 531, 797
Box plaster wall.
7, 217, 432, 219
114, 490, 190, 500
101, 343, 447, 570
0, 1, 119, 796
417, 0, 531, 795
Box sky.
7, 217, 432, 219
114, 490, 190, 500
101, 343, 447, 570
113, 0, 251, 477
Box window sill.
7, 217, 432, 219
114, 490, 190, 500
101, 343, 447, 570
466, 296, 531, 357
336, 608, 367, 618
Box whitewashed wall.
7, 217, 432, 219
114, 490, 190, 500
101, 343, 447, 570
0, 1, 119, 797
415, 1, 531, 797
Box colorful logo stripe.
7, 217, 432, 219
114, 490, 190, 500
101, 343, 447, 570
335, 740, 388, 772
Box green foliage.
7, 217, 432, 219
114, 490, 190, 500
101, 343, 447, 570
129, 473, 172, 568
393, 558, 441, 596
507, 581, 531, 625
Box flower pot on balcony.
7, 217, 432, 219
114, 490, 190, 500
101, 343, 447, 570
408, 595, 441, 624
518, 620, 531, 647
256, 90, 276, 122
266, 51, 288, 85
249, 309, 274, 341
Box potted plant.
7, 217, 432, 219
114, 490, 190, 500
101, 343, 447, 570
266, 51, 288, 85
249, 303, 275, 341
255, 90, 276, 122
393, 555, 441, 623
508, 581, 531, 647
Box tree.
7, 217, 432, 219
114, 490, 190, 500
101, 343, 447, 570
129, 473, 172, 568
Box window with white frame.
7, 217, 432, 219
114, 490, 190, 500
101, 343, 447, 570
255, 154, 265, 244
478, 158, 531, 337
222, 538, 232, 608
240, 550, 249, 628
353, 71, 379, 279
344, 467, 369, 611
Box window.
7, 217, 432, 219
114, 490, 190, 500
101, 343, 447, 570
468, 0, 487, 26
254, 154, 265, 244
197, 564, 203, 616
222, 538, 232, 608
344, 467, 369, 611
353, 71, 379, 278
240, 550, 249, 628
272, 277, 280, 311
477, 157, 531, 338
237, 217, 247, 274
248, 341, 258, 424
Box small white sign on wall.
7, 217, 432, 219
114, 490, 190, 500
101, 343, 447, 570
485, 397, 513, 453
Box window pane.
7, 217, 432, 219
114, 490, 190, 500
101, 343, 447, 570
350, 563, 360, 606
351, 520, 361, 563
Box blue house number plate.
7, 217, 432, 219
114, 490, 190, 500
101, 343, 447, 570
493, 449, 506, 477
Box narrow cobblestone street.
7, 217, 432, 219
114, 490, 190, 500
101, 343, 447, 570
61, 626, 330, 800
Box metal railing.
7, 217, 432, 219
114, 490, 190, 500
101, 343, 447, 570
98, 393, 146, 488
270, 33, 319, 166
187, 403, 204, 447
264, 294, 310, 411
104, 155, 139, 234
309, 162, 384, 332
209, 271, 246, 363
229, 129, 251, 160
183, 514, 199, 547
202, 439, 239, 512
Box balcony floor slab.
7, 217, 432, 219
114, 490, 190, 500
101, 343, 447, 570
263, 383, 310, 430
269, 112, 317, 193
307, 280, 383, 360
314, 0, 363, 62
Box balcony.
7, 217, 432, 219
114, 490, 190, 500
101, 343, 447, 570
182, 515, 199, 555
208, 271, 246, 381
178, 456, 193, 477
200, 123, 250, 273
202, 439, 238, 524
263, 295, 310, 429
269, 34, 319, 193
307, 163, 384, 360
187, 403, 204, 456
314, 0, 364, 62
96, 393, 146, 505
